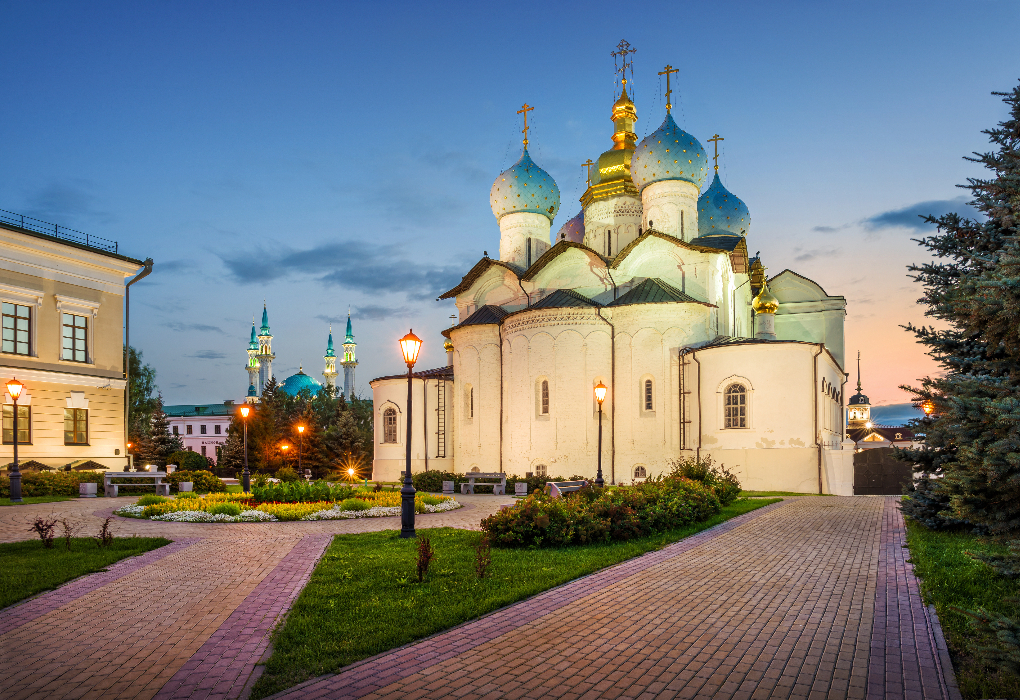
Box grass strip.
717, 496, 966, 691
252, 497, 779, 698
905, 519, 1020, 700
0, 496, 76, 506
0, 537, 171, 609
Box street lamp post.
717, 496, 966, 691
240, 405, 251, 494
594, 381, 607, 489
281, 443, 290, 467
296, 425, 305, 473
6, 378, 24, 503
398, 330, 422, 539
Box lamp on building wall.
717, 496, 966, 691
6, 378, 24, 503
239, 405, 251, 494
399, 329, 422, 538
594, 380, 607, 489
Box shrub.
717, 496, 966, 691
168, 450, 211, 471
175, 491, 199, 500
252, 472, 270, 488
276, 467, 300, 483
901, 474, 970, 530
136, 494, 167, 506
0, 470, 104, 497
252, 480, 353, 504
416, 536, 434, 582
339, 498, 371, 511
208, 502, 242, 517
475, 536, 492, 578
30, 517, 57, 548
664, 455, 741, 506
412, 471, 457, 493
167, 470, 225, 494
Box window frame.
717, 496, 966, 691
723, 383, 748, 429
63, 407, 89, 446
0, 283, 42, 358
633, 465, 647, 480
186, 424, 193, 435
640, 375, 655, 414
60, 312, 89, 363
2, 302, 33, 357
383, 407, 398, 444
55, 295, 99, 366
214, 424, 221, 435
2, 404, 31, 445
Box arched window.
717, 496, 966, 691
643, 379, 653, 411
534, 464, 547, 477
634, 465, 647, 479
724, 384, 747, 428
470, 465, 480, 472
383, 408, 397, 443
465, 385, 474, 419
540, 380, 549, 415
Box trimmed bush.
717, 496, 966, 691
168, 450, 211, 471
252, 480, 354, 504
207, 502, 242, 517
136, 494, 167, 506
338, 498, 371, 512
167, 470, 225, 494
276, 467, 300, 483
0, 470, 104, 497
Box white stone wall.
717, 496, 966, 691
640, 180, 700, 242
583, 195, 642, 257
369, 375, 455, 482
769, 271, 847, 368
498, 212, 551, 269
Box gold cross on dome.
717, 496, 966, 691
581, 159, 595, 186
707, 133, 724, 172
611, 40, 637, 88
517, 103, 534, 147
658, 64, 679, 113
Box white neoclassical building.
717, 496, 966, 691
372, 60, 855, 494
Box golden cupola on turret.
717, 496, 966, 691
581, 85, 640, 207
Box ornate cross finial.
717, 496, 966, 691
581, 158, 595, 187
517, 103, 534, 147
611, 40, 637, 91
707, 133, 725, 172
658, 64, 679, 113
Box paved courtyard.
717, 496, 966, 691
0, 496, 960, 700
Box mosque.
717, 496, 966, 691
371, 43, 856, 494
244, 305, 358, 401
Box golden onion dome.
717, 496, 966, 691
443, 339, 454, 352
752, 280, 779, 314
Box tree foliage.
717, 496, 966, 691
898, 83, 1020, 537
125, 345, 159, 432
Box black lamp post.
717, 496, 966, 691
6, 378, 24, 503
399, 329, 422, 539
240, 404, 251, 493
594, 380, 607, 488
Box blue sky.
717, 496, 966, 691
2, 1, 1017, 405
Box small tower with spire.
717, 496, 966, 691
246, 319, 260, 396
847, 352, 872, 428
341, 311, 358, 399
256, 303, 275, 395
323, 326, 338, 390
752, 277, 779, 340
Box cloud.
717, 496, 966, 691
219, 240, 465, 300
20, 180, 114, 226
164, 321, 226, 334
355, 305, 412, 320
792, 247, 841, 262
811, 224, 848, 233
863, 197, 979, 230
187, 350, 229, 360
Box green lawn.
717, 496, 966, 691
251, 497, 780, 698
905, 519, 1020, 699
0, 537, 172, 609
0, 495, 77, 506
739, 490, 833, 498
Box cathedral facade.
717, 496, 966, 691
371, 51, 855, 494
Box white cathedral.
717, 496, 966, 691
371, 50, 856, 494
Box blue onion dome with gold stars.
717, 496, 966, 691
490, 148, 560, 221
280, 367, 322, 397
698, 172, 751, 237
556, 211, 585, 244
632, 114, 708, 192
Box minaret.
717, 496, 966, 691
245, 319, 260, 395
256, 303, 275, 395
752, 279, 779, 340
341, 311, 358, 399
323, 326, 338, 390
847, 352, 872, 428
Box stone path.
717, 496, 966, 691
0, 496, 960, 700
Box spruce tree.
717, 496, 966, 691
147, 394, 184, 466
899, 83, 1020, 536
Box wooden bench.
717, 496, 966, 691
104, 472, 169, 498
544, 480, 588, 498
460, 472, 506, 495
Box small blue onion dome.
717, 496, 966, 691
490, 148, 560, 222
632, 114, 708, 192
247, 384, 257, 398
280, 368, 322, 397
698, 173, 751, 237
556, 211, 585, 244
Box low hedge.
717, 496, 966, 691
0, 470, 104, 497
167, 470, 226, 494
252, 480, 355, 504
411, 470, 583, 494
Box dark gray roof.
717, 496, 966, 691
608, 278, 701, 307
848, 392, 870, 406
442, 304, 509, 338
372, 365, 454, 383
688, 234, 745, 252
531, 288, 601, 309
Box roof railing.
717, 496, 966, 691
0, 208, 118, 254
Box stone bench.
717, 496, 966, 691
544, 480, 588, 498
460, 472, 506, 495
104, 472, 169, 498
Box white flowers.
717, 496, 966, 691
300, 500, 463, 521
115, 505, 147, 517
423, 500, 462, 513
148, 509, 279, 523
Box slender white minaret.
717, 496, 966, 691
256, 303, 275, 394
341, 311, 358, 399
245, 318, 260, 394
323, 326, 338, 390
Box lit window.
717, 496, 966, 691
200, 425, 207, 435
540, 380, 549, 415
724, 384, 747, 428
2, 405, 31, 444
61, 313, 88, 362
634, 465, 647, 479
383, 408, 397, 443
186, 424, 193, 435
63, 408, 88, 445
214, 425, 221, 435
2, 302, 31, 355
644, 379, 653, 411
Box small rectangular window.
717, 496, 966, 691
644, 379, 653, 411
201, 445, 207, 457
187, 446, 193, 451
214, 424, 221, 435
2, 405, 31, 444
540, 381, 549, 415
61, 313, 88, 362
2, 302, 31, 356
186, 424, 193, 435
200, 424, 207, 435
172, 425, 179, 435
63, 408, 88, 445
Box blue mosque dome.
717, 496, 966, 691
632, 114, 708, 191
698, 173, 751, 237
490, 148, 560, 222
556, 211, 585, 244
280, 367, 322, 397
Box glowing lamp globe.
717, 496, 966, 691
400, 330, 423, 367
297, 425, 305, 434
240, 405, 251, 418
594, 381, 608, 405
347, 468, 355, 477
281, 444, 289, 451
6, 378, 24, 400
922, 400, 934, 416
865, 421, 873, 429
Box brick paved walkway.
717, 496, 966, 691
0, 496, 960, 700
